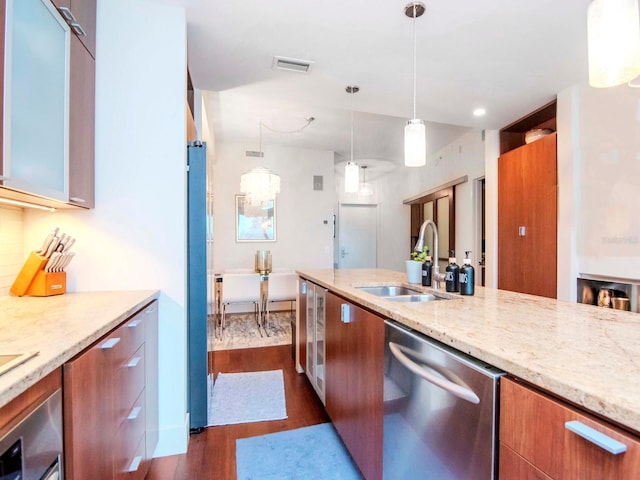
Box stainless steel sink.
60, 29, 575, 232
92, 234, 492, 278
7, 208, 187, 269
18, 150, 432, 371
387, 294, 440, 303
356, 285, 423, 297
355, 285, 449, 303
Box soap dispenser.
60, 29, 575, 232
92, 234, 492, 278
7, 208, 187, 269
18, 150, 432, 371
421, 250, 432, 287
445, 250, 459, 293
459, 251, 475, 296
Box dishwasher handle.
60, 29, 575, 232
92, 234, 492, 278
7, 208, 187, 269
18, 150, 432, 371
389, 342, 480, 404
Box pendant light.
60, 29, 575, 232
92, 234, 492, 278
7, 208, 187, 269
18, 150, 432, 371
404, 2, 426, 167
588, 0, 640, 88
359, 165, 374, 196
241, 122, 281, 205
344, 85, 360, 193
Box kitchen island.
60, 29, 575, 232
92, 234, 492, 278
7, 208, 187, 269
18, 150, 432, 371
0, 290, 159, 408
296, 268, 640, 436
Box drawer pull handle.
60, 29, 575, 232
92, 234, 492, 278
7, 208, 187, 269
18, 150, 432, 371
100, 338, 120, 349
70, 23, 86, 37
128, 406, 142, 420
127, 319, 143, 328
128, 455, 142, 472
565, 420, 627, 455
57, 6, 77, 23
341, 304, 352, 324
69, 196, 86, 203
145, 306, 157, 314
127, 357, 141, 368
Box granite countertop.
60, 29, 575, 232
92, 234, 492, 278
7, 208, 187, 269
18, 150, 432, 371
297, 268, 640, 435
0, 290, 159, 408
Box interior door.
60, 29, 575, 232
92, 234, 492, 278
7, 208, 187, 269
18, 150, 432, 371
338, 204, 377, 269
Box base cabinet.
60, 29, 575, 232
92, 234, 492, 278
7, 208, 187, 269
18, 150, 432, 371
64, 300, 158, 480
500, 377, 640, 480
325, 291, 384, 480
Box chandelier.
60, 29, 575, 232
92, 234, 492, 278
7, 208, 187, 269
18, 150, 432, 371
240, 167, 281, 206
587, 0, 640, 88
241, 118, 314, 205
344, 85, 360, 193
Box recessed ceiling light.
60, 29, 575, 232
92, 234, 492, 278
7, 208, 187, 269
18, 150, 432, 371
473, 108, 486, 117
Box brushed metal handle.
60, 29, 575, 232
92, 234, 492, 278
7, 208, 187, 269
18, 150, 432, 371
71, 23, 86, 37
565, 421, 627, 455
69, 196, 86, 203
127, 357, 141, 368
301, 282, 307, 294
100, 338, 120, 349
128, 455, 142, 472
145, 306, 157, 314
127, 319, 143, 328
389, 342, 480, 404
340, 304, 352, 323
57, 6, 77, 23
128, 406, 142, 420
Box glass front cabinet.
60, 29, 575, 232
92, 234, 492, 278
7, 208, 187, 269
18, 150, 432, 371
304, 281, 326, 404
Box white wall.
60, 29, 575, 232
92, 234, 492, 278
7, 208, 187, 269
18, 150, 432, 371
23, 0, 188, 457
0, 206, 24, 296
212, 143, 334, 272
338, 129, 487, 274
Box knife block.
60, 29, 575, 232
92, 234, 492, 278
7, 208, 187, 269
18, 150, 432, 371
10, 251, 67, 297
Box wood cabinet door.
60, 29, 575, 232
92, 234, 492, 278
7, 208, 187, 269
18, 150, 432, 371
501, 377, 640, 480
68, 33, 95, 208
70, 0, 96, 58
325, 292, 384, 480
500, 443, 552, 480
498, 133, 557, 298
63, 333, 123, 480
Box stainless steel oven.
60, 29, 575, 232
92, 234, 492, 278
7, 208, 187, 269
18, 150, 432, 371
0, 389, 63, 480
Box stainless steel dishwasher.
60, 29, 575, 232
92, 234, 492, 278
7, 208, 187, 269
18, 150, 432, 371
384, 320, 504, 479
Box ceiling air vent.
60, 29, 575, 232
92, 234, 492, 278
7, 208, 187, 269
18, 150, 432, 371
272, 56, 314, 73
245, 150, 264, 158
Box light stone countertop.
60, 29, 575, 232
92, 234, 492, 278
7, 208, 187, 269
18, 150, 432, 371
297, 268, 640, 435
0, 290, 159, 408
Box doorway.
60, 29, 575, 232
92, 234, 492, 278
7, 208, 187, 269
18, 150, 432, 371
338, 204, 378, 269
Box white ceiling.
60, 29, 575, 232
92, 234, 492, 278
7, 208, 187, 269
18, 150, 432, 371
161, 0, 592, 164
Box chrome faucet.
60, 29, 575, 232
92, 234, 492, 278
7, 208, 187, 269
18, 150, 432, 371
414, 220, 446, 289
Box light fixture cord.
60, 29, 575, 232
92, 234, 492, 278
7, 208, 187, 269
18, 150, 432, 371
260, 117, 315, 134
350, 107, 354, 163
412, 3, 417, 120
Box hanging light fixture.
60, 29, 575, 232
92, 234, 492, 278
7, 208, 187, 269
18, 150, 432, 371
344, 85, 360, 193
404, 2, 426, 167
588, 0, 640, 88
359, 165, 374, 196
241, 122, 281, 205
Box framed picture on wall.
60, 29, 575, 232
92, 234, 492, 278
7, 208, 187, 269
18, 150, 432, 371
235, 195, 276, 242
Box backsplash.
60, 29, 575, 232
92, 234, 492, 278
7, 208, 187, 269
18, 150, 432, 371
0, 206, 25, 296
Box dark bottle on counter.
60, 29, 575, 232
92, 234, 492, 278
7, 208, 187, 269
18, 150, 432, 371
421, 254, 432, 287
445, 250, 459, 293
459, 251, 475, 296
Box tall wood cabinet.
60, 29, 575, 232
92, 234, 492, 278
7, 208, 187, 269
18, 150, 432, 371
325, 291, 384, 480
64, 300, 158, 480
498, 102, 557, 298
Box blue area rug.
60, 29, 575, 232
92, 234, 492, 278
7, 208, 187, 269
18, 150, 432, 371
236, 423, 363, 480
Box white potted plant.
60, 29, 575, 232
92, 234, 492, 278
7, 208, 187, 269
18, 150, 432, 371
406, 246, 428, 284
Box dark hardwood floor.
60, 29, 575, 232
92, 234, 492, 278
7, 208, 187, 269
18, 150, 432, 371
147, 345, 329, 479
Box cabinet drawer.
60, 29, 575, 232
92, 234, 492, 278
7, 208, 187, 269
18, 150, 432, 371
500, 443, 552, 480
500, 378, 640, 479
120, 311, 146, 360
113, 391, 146, 480
115, 345, 145, 423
